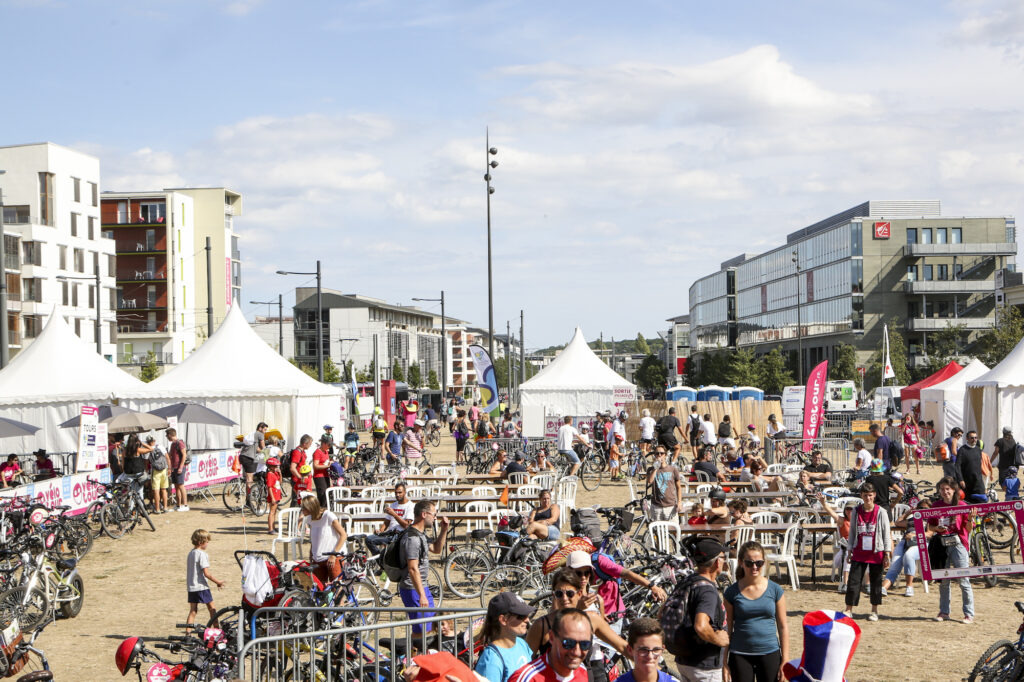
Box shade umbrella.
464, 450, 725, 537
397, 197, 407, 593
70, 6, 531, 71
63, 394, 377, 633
0, 416, 41, 439
147, 402, 237, 427
59, 404, 169, 434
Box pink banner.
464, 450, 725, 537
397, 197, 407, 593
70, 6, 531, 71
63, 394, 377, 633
801, 360, 828, 452
914, 501, 1024, 580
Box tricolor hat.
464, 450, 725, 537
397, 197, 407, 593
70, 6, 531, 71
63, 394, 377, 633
782, 610, 860, 682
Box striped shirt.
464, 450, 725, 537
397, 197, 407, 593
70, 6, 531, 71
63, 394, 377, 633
403, 430, 424, 457
507, 654, 588, 682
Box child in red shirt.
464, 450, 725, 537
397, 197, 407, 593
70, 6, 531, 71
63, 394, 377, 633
295, 464, 314, 500
266, 458, 283, 534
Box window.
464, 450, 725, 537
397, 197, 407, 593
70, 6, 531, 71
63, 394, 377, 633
938, 301, 950, 317
109, 321, 116, 343
107, 255, 115, 276
109, 288, 116, 310
147, 285, 156, 308
938, 264, 948, 280
61, 281, 69, 305
74, 318, 81, 336
908, 302, 919, 318
72, 177, 81, 203
70, 212, 79, 237
21, 242, 41, 266
38, 173, 54, 226
117, 201, 128, 224
850, 223, 863, 257
89, 285, 95, 309
907, 228, 918, 244
921, 228, 933, 244
145, 229, 155, 251
936, 228, 947, 244
89, 182, 98, 207
72, 283, 79, 307
88, 216, 95, 240
954, 263, 963, 279
146, 257, 155, 276
851, 259, 863, 293
923, 265, 934, 281
907, 265, 918, 282
23, 316, 42, 338
74, 248, 84, 273
101, 230, 113, 240
139, 202, 165, 223
952, 228, 962, 243
59, 245, 67, 270
925, 301, 934, 317
23, 278, 42, 303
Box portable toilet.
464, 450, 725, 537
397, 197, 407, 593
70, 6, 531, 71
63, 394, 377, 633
696, 385, 731, 401
732, 386, 764, 401
666, 386, 697, 401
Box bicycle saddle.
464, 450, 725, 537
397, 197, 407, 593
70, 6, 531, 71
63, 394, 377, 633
56, 558, 77, 571
470, 529, 493, 540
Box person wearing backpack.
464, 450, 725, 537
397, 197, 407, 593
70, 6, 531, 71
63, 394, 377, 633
398, 500, 449, 633
567, 550, 667, 629
146, 436, 170, 514
475, 592, 534, 682
660, 538, 728, 682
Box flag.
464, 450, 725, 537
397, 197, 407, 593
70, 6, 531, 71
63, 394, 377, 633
882, 324, 896, 381
468, 344, 500, 414
801, 360, 829, 452
499, 484, 509, 508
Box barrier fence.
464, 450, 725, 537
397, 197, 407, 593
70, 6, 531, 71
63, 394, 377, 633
237, 606, 486, 681
765, 437, 853, 471
625, 400, 783, 445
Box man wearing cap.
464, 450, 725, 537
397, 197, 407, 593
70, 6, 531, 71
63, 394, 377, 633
993, 427, 1018, 493
476, 592, 534, 682
567, 550, 667, 630
665, 538, 728, 682
508, 608, 592, 682
706, 488, 730, 525
404, 420, 426, 461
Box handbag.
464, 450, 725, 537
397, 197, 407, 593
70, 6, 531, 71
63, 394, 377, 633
928, 533, 948, 571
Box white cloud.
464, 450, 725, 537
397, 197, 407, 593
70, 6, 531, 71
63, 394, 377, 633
223, 0, 263, 16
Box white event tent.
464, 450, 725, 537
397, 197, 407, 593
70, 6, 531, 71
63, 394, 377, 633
964, 336, 1024, 449
0, 312, 145, 453
520, 327, 636, 436
919, 359, 989, 441
123, 305, 344, 449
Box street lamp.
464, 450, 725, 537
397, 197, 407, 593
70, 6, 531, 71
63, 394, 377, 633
250, 295, 283, 356
57, 269, 103, 355
412, 291, 446, 400
0, 169, 8, 368
277, 260, 323, 381
792, 249, 803, 385
484, 130, 498, 364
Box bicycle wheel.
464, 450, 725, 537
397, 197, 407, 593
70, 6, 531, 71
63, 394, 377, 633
100, 503, 130, 539
208, 605, 244, 642
58, 574, 85, 619
982, 511, 1016, 549
427, 565, 444, 607
83, 501, 105, 539
580, 456, 603, 491
248, 482, 269, 516
279, 589, 317, 633
222, 478, 246, 512
337, 579, 380, 627
427, 431, 441, 448
0, 586, 50, 631
969, 640, 1021, 682
479, 565, 545, 607
971, 534, 998, 588
55, 522, 92, 561
444, 546, 493, 599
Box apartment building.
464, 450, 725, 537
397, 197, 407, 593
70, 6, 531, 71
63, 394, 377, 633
0, 143, 117, 360
660, 314, 691, 383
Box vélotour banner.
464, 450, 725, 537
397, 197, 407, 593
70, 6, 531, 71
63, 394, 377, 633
0, 449, 241, 516
801, 360, 828, 452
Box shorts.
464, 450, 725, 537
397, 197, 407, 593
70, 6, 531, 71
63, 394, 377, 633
546, 525, 561, 540
658, 435, 678, 449
559, 449, 580, 464
150, 468, 170, 490
188, 589, 212, 604
238, 455, 258, 474
399, 587, 436, 633
373, 433, 385, 442
648, 505, 678, 522
639, 438, 654, 445
676, 664, 722, 682
170, 470, 187, 486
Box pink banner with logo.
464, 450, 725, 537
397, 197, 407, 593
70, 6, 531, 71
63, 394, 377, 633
801, 360, 828, 452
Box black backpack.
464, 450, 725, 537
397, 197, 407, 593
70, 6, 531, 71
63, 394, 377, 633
381, 526, 428, 582
661, 571, 718, 657
656, 415, 675, 437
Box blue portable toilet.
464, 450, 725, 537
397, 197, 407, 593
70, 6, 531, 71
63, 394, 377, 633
731, 386, 764, 401
696, 385, 731, 401
666, 386, 697, 401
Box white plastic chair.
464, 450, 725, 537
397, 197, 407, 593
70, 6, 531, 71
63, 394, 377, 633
556, 477, 578, 509
517, 484, 541, 499
466, 500, 496, 533
531, 473, 556, 490
433, 465, 457, 480
836, 498, 863, 516
472, 485, 498, 498
487, 508, 515, 530
405, 486, 430, 500
694, 484, 713, 496
326, 487, 351, 513
647, 520, 681, 554
271, 508, 304, 560
765, 463, 788, 476
728, 525, 756, 579
339, 512, 378, 536
751, 511, 784, 552
890, 503, 910, 523
766, 524, 801, 590
784, 464, 805, 474
821, 486, 850, 501
508, 472, 530, 486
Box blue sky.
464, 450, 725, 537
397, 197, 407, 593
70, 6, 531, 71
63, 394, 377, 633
3, 0, 1023, 347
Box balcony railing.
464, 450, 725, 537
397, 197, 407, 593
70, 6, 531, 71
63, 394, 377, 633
119, 352, 174, 366
117, 321, 168, 333
904, 243, 1016, 258
117, 270, 167, 282
903, 280, 996, 294
117, 300, 165, 310
905, 316, 994, 331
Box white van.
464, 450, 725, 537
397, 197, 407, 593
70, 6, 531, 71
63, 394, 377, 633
781, 385, 805, 433
869, 386, 904, 419
824, 380, 858, 412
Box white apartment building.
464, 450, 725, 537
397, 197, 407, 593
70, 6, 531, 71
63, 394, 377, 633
0, 143, 117, 360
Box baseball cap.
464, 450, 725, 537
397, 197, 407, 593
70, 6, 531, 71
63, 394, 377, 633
614, 433, 624, 441
567, 550, 593, 569
414, 419, 425, 427
692, 538, 726, 564
487, 591, 534, 618
323, 424, 333, 430
1004, 426, 1013, 435
266, 457, 280, 466
709, 487, 727, 501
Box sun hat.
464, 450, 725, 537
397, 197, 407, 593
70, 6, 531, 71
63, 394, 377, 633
414, 419, 425, 427
870, 458, 884, 472
782, 610, 861, 682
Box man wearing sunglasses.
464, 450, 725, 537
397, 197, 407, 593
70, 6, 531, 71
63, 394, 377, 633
510, 608, 592, 682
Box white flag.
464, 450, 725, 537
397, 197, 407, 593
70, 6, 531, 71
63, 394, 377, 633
882, 324, 896, 380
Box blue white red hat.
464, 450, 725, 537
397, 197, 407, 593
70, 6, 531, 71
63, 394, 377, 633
782, 610, 860, 682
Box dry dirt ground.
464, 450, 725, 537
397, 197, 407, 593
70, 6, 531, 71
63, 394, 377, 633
41, 435, 1022, 681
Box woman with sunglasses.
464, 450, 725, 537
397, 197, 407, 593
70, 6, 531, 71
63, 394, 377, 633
526, 568, 627, 675
476, 592, 535, 682
723, 541, 789, 682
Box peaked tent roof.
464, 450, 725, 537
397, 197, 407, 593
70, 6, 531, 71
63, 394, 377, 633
920, 358, 990, 397
901, 360, 963, 402
967, 334, 1024, 389
124, 304, 343, 398
0, 311, 144, 405
521, 328, 635, 390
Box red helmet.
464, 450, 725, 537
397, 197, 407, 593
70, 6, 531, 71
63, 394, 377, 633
115, 637, 143, 676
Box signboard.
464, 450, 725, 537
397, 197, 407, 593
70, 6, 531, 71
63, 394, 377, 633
676, 357, 687, 375
76, 406, 100, 472
806, 270, 815, 303
225, 257, 232, 306
913, 501, 1024, 581
613, 386, 636, 402
543, 416, 599, 439
873, 222, 890, 239
95, 424, 108, 471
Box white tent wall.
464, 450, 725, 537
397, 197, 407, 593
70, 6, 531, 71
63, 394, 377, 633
520, 389, 625, 420
964, 336, 1024, 450
0, 403, 91, 454
919, 359, 990, 441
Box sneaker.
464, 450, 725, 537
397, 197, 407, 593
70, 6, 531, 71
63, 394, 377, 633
842, 610, 853, 619
867, 613, 878, 622
904, 586, 914, 597
935, 613, 950, 622
177, 505, 190, 512
963, 616, 974, 624
880, 586, 888, 596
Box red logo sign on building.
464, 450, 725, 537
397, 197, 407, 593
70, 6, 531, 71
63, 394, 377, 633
874, 221, 891, 239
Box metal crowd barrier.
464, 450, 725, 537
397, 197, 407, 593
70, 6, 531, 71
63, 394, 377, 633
237, 606, 486, 681
765, 437, 852, 470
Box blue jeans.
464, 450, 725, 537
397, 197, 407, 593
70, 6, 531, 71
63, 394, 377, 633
884, 539, 920, 583
939, 541, 975, 618
967, 493, 988, 503
559, 449, 580, 464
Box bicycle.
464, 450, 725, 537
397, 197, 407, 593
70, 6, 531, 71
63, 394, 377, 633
99, 473, 156, 539
278, 552, 382, 631
969, 599, 1024, 681
970, 511, 998, 588
425, 423, 442, 448
0, 532, 85, 631
0, 616, 51, 679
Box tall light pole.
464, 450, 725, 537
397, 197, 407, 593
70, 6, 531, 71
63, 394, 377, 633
250, 295, 284, 355
58, 267, 103, 355
792, 248, 803, 385
484, 130, 498, 364
412, 291, 446, 400
0, 169, 8, 367
277, 260, 323, 381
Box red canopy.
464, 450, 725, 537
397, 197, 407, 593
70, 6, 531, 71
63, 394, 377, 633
900, 361, 964, 402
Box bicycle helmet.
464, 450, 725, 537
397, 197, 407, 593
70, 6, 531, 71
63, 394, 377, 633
265, 457, 280, 466
115, 636, 143, 676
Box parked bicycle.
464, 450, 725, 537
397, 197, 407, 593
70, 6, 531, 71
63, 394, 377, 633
969, 599, 1024, 681
0, 531, 85, 631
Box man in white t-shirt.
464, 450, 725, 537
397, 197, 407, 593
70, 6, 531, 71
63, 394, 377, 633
853, 437, 872, 479
364, 482, 416, 556
700, 414, 716, 446
557, 416, 582, 476
638, 409, 657, 455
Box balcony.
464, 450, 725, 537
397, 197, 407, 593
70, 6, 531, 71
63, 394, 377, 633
117, 271, 168, 284
119, 352, 173, 366
903, 280, 996, 294
117, 299, 166, 311
117, 321, 168, 333
906, 316, 994, 331
904, 243, 1016, 258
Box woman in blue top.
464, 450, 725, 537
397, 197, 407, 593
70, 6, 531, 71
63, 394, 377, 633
723, 541, 789, 682
475, 592, 534, 682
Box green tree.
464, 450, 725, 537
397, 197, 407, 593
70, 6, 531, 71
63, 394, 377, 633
867, 320, 912, 388
343, 359, 355, 382
289, 357, 318, 380
830, 344, 860, 389
392, 359, 405, 383
634, 354, 668, 392
700, 349, 732, 386
635, 333, 651, 355
727, 347, 761, 387
427, 369, 440, 390
760, 348, 794, 394
974, 307, 1024, 368
682, 353, 701, 388
408, 362, 422, 389
355, 360, 375, 383
139, 351, 160, 383
323, 357, 342, 383
926, 322, 968, 374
